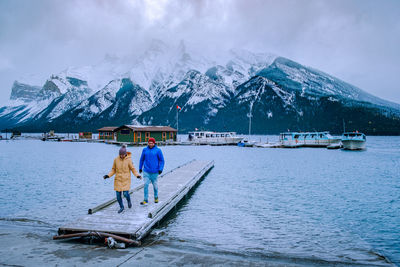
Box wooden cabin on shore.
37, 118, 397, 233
98, 125, 177, 143
98, 127, 118, 140
79, 132, 93, 139
114, 125, 177, 143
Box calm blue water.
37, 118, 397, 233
0, 136, 399, 265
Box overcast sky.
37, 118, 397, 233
0, 0, 399, 105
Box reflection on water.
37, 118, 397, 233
0, 136, 399, 265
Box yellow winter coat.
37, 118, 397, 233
108, 152, 140, 191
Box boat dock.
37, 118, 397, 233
53, 159, 214, 246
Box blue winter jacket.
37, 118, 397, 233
139, 145, 165, 174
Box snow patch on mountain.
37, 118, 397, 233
55, 55, 129, 94
239, 76, 295, 108
47, 75, 70, 95
165, 70, 230, 108
9, 81, 42, 102
30, 75, 92, 121
47, 88, 91, 120
75, 79, 122, 120
128, 40, 212, 102
0, 97, 55, 124
128, 87, 153, 115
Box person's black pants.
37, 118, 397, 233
116, 191, 131, 209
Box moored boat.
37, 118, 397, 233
279, 133, 303, 148
302, 132, 340, 147
279, 131, 340, 148
41, 130, 63, 141
188, 131, 243, 145
341, 132, 366, 150
237, 139, 257, 147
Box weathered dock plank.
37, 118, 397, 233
56, 159, 214, 244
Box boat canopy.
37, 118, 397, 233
188, 131, 237, 138
342, 132, 366, 139
280, 131, 333, 139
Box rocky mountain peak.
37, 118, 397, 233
10, 81, 41, 102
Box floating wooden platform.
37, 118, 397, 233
54, 160, 214, 246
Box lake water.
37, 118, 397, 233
0, 136, 399, 266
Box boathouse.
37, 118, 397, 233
98, 127, 117, 140
79, 132, 92, 139
114, 125, 177, 143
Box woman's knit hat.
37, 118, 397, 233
119, 145, 127, 155
148, 137, 156, 143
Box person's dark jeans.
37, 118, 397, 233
116, 191, 131, 209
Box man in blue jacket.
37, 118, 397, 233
139, 137, 165, 205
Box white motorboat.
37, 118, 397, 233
341, 132, 366, 150
237, 139, 257, 147
188, 131, 243, 145
42, 130, 63, 141
279, 131, 340, 148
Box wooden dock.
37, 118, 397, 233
54, 160, 214, 246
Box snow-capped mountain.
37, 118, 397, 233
0, 80, 59, 127
1, 40, 399, 134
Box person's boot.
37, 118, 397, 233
154, 197, 159, 203
128, 200, 132, 209
140, 200, 148, 205
118, 207, 124, 213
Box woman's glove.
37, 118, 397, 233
103, 175, 109, 179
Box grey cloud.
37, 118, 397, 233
0, 0, 399, 104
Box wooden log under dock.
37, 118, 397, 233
53, 160, 214, 246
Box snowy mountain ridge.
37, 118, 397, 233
1, 40, 399, 134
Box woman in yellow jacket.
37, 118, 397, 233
104, 146, 141, 213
